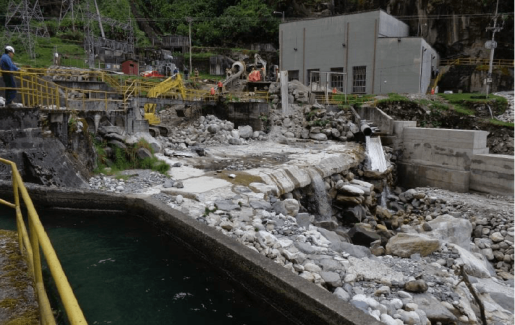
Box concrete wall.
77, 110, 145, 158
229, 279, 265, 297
280, 11, 379, 87
375, 38, 439, 94
396, 127, 514, 194
378, 11, 409, 37
470, 154, 514, 195
279, 10, 438, 95
357, 105, 394, 135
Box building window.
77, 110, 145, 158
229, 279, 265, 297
331, 68, 344, 92
352, 66, 367, 93
307, 69, 320, 86
288, 70, 299, 82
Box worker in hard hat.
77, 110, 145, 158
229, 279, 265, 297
1, 46, 19, 107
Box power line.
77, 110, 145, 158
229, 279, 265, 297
1, 12, 512, 22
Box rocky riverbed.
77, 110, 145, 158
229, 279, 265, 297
87, 81, 514, 325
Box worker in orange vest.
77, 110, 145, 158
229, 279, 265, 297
332, 87, 337, 94
210, 87, 215, 96
217, 80, 223, 94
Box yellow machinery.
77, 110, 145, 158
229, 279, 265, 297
144, 74, 186, 136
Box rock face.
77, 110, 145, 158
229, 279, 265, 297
386, 233, 440, 258
0, 108, 89, 188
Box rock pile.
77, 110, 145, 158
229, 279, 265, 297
494, 91, 514, 123
157, 114, 268, 148
267, 80, 363, 142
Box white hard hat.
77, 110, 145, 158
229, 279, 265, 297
5, 46, 14, 53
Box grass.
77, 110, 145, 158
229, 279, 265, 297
93, 138, 170, 176
430, 102, 450, 111
3, 35, 88, 68
376, 93, 409, 105
452, 104, 475, 115
333, 94, 375, 107
437, 93, 508, 116
487, 119, 514, 128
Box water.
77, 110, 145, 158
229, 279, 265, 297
380, 179, 392, 209
365, 135, 388, 173
308, 169, 332, 222
0, 207, 294, 325
486, 104, 494, 119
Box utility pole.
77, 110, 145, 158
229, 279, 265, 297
485, 0, 502, 98
94, 0, 105, 39
187, 17, 193, 74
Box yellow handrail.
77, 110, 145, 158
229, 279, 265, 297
0, 158, 87, 325
440, 58, 514, 67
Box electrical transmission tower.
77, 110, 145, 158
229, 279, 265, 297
59, 0, 78, 31
5, 0, 49, 59
81, 0, 135, 69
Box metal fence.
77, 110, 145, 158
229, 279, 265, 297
0, 158, 87, 325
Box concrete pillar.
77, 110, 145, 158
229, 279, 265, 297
280, 71, 289, 115
94, 114, 101, 133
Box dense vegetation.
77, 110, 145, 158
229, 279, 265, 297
137, 0, 280, 46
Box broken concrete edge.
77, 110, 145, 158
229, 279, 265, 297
0, 182, 382, 325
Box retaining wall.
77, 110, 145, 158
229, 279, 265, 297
0, 183, 381, 325
357, 105, 394, 135
397, 127, 514, 195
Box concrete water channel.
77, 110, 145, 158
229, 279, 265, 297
0, 205, 296, 325
0, 184, 378, 325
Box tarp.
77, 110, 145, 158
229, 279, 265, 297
248, 70, 261, 82
144, 71, 165, 78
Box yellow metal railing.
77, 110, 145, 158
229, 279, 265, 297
1, 70, 123, 111
440, 58, 514, 67
0, 158, 87, 325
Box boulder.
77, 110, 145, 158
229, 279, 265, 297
214, 200, 240, 211
413, 293, 458, 323
317, 228, 343, 245
309, 133, 328, 141
334, 287, 351, 302
207, 124, 219, 134
329, 242, 372, 258
249, 182, 279, 196
136, 147, 152, 159
339, 185, 365, 196
348, 224, 381, 247
386, 233, 440, 258
256, 231, 278, 248
427, 214, 473, 250
295, 213, 313, 229
320, 271, 342, 288
238, 125, 253, 139
404, 280, 428, 293
249, 200, 272, 211
339, 205, 366, 224
273, 199, 300, 217
449, 243, 494, 278
108, 140, 126, 150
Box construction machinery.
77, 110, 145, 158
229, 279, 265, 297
144, 73, 187, 136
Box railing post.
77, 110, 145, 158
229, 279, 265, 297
56, 87, 60, 109
29, 218, 43, 285
12, 170, 22, 249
